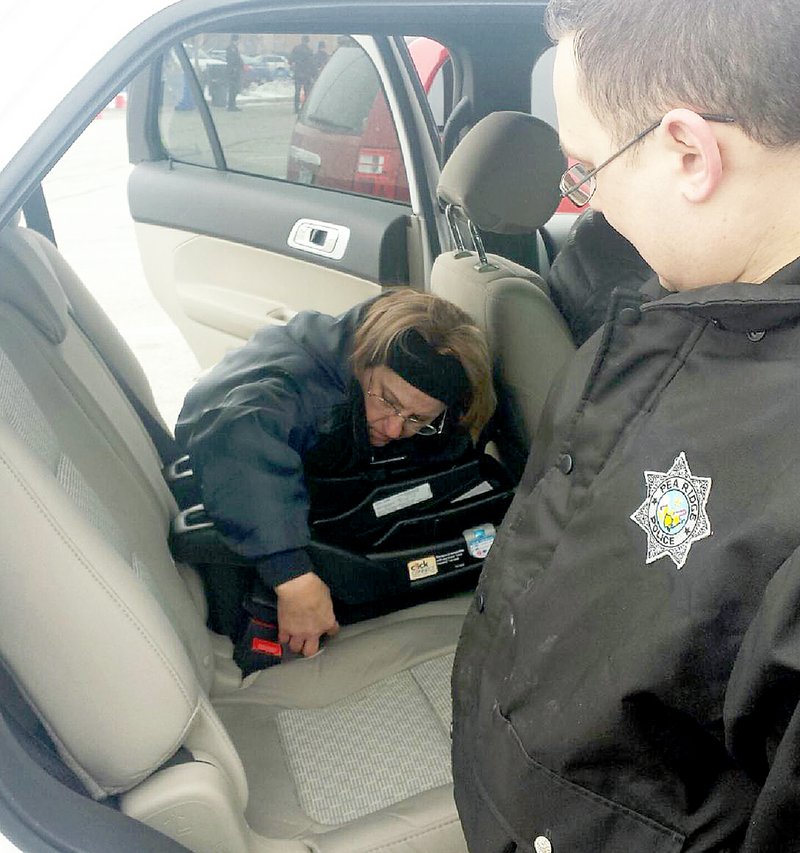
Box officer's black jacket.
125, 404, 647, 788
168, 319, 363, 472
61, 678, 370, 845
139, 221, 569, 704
546, 209, 653, 346
453, 258, 800, 852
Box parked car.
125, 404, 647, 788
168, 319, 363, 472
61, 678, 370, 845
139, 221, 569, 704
0, 2, 572, 852
260, 52, 291, 78
207, 49, 289, 85
196, 46, 266, 92
286, 36, 450, 204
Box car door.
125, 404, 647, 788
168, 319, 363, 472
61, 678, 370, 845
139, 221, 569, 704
127, 31, 442, 367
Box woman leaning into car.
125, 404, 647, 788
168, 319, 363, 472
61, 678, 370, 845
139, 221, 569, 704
175, 290, 495, 657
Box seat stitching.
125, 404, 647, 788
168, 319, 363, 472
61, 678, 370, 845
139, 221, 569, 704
355, 814, 462, 852
100, 705, 200, 795
0, 449, 196, 709
215, 646, 459, 710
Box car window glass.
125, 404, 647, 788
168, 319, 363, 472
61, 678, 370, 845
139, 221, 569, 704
530, 45, 558, 130
302, 46, 380, 134
157, 34, 411, 204
159, 47, 215, 167
426, 65, 445, 130
404, 37, 452, 134
531, 46, 584, 216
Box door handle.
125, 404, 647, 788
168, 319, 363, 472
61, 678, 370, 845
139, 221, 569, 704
287, 218, 351, 260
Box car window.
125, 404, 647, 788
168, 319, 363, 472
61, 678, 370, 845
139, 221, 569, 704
302, 46, 380, 134
405, 37, 452, 133
425, 63, 446, 130
530, 45, 558, 130
159, 48, 216, 167
157, 33, 411, 204
531, 45, 583, 216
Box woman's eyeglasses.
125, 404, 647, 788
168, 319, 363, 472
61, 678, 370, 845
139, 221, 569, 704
366, 377, 446, 437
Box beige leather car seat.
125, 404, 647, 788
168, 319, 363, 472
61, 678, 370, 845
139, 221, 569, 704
0, 220, 470, 852
432, 111, 576, 477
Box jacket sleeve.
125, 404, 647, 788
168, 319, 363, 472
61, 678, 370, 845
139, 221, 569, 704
181, 367, 319, 561
174, 312, 355, 569
725, 545, 800, 850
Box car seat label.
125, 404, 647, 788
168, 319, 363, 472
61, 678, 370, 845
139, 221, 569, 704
451, 480, 494, 503
373, 483, 433, 517
408, 555, 438, 581
463, 523, 497, 559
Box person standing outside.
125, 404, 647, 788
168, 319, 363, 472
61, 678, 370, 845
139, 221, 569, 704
176, 291, 495, 658
313, 40, 330, 78
289, 35, 315, 113
452, 0, 800, 850
225, 34, 244, 111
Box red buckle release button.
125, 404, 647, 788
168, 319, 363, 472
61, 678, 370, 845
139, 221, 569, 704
251, 637, 282, 657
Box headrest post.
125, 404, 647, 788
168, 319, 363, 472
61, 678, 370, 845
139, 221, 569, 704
468, 221, 498, 273
445, 204, 473, 259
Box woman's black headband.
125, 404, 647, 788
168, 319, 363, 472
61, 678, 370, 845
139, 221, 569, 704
385, 329, 470, 411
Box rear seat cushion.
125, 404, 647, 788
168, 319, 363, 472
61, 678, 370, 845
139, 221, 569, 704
214, 599, 468, 845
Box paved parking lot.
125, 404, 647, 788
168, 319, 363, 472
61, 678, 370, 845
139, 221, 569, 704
43, 107, 201, 428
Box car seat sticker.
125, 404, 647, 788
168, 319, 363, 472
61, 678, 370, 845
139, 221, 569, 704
463, 523, 496, 558
373, 483, 433, 517
408, 555, 438, 581
435, 548, 466, 567
630, 452, 712, 570
451, 480, 494, 503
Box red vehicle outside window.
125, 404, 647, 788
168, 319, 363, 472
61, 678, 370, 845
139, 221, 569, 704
286, 37, 449, 203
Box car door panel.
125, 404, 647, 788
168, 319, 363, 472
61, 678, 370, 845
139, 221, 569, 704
129, 160, 410, 281
127, 34, 434, 368
133, 220, 388, 366
129, 160, 411, 363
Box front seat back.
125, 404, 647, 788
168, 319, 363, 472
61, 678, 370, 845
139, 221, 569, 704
432, 112, 576, 478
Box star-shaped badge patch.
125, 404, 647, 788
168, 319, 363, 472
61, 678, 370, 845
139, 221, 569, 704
630, 452, 712, 570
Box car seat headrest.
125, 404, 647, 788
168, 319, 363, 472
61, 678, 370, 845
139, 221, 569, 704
437, 112, 566, 234
0, 225, 69, 344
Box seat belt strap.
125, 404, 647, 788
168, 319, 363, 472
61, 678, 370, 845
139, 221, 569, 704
0, 658, 89, 796
108, 364, 179, 464
67, 310, 179, 465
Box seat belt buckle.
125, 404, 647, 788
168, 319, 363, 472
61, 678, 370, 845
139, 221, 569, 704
233, 593, 283, 675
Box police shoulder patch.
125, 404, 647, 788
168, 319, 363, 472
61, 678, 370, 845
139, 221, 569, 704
630, 452, 712, 570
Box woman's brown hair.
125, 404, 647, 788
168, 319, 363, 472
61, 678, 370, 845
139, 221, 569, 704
351, 290, 496, 440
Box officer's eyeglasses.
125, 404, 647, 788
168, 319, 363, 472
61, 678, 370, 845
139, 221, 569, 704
366, 376, 446, 437
559, 113, 736, 207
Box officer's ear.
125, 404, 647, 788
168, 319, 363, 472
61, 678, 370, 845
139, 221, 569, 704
659, 109, 725, 204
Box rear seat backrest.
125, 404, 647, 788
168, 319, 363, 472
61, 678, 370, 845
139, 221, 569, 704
0, 226, 174, 518
0, 223, 246, 800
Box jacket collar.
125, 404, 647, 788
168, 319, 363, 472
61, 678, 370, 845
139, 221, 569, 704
639, 255, 800, 331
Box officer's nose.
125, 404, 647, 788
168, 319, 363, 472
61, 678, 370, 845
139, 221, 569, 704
384, 414, 405, 440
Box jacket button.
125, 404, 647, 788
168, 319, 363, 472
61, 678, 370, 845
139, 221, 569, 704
534, 837, 553, 853
557, 452, 574, 474
747, 329, 766, 342
618, 306, 641, 325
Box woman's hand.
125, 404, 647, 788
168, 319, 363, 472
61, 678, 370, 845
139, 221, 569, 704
275, 572, 340, 656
